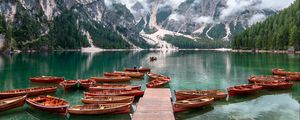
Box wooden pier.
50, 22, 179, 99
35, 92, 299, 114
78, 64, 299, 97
132, 88, 175, 120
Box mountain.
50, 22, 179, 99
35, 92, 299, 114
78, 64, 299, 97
232, 0, 300, 50
0, 0, 295, 51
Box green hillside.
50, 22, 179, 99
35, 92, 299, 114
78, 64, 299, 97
232, 0, 300, 50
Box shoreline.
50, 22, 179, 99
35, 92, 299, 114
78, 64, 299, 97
3, 48, 300, 54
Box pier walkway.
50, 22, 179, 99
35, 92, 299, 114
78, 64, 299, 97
132, 88, 175, 120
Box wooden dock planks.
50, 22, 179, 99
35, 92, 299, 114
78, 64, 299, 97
132, 88, 175, 120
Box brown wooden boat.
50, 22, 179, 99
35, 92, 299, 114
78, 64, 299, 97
78, 79, 96, 89
104, 72, 126, 77
82, 96, 134, 104
147, 73, 164, 80
59, 80, 78, 90
30, 76, 64, 83
173, 97, 214, 112
287, 74, 300, 81
248, 75, 289, 83
272, 68, 300, 76
146, 77, 171, 88
175, 90, 227, 100
89, 84, 141, 91
227, 84, 262, 96
124, 67, 151, 73
124, 72, 144, 78
89, 76, 131, 83
255, 81, 293, 90
0, 86, 57, 99
26, 95, 69, 114
68, 103, 131, 115
84, 90, 144, 97
0, 95, 26, 112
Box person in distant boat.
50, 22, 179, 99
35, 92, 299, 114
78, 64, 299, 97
134, 65, 137, 70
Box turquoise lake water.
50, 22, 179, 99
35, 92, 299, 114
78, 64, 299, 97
0, 51, 299, 120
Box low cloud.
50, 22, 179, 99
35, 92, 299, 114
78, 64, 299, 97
248, 13, 266, 25
168, 13, 185, 21
193, 16, 214, 24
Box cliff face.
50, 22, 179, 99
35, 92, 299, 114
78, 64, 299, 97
0, 0, 294, 50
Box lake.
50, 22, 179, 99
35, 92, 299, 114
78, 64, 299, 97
0, 50, 299, 120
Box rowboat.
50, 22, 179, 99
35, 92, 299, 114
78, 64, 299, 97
26, 96, 69, 114
59, 80, 78, 90
173, 97, 214, 112
255, 81, 293, 90
0, 95, 26, 112
248, 75, 289, 83
104, 71, 144, 78
104, 72, 126, 77
146, 77, 171, 88
78, 79, 96, 89
30, 76, 64, 83
0, 86, 57, 99
175, 90, 227, 100
82, 96, 134, 104
89, 76, 131, 83
227, 84, 262, 96
147, 73, 164, 80
124, 67, 151, 73
272, 68, 300, 76
287, 74, 300, 81
89, 84, 141, 91
68, 103, 131, 115
84, 90, 144, 97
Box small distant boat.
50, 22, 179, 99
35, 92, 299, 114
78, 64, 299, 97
89, 84, 141, 91
0, 95, 27, 112
175, 90, 227, 100
173, 97, 214, 112
0, 86, 57, 99
248, 75, 289, 83
82, 96, 134, 104
30, 76, 64, 83
68, 103, 131, 115
26, 95, 69, 114
59, 80, 78, 90
78, 79, 96, 89
272, 68, 300, 76
124, 67, 151, 73
147, 73, 164, 80
85, 90, 144, 97
146, 77, 171, 88
89, 76, 131, 83
227, 84, 262, 96
255, 81, 293, 90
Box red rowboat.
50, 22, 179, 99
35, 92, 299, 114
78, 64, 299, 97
89, 84, 141, 91
287, 74, 300, 81
147, 73, 164, 80
124, 72, 144, 78
81, 96, 134, 104
59, 80, 78, 90
0, 86, 57, 99
0, 95, 27, 112
104, 72, 126, 77
78, 79, 96, 89
248, 75, 289, 83
84, 90, 144, 97
255, 81, 293, 90
272, 68, 300, 76
175, 90, 227, 100
30, 76, 64, 83
124, 67, 151, 73
26, 95, 69, 114
173, 97, 214, 112
68, 103, 131, 115
227, 84, 262, 96
146, 77, 171, 88
89, 76, 131, 83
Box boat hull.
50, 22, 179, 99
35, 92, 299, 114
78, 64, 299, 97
30, 77, 64, 83
82, 96, 134, 104
0, 87, 57, 99
0, 95, 26, 112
